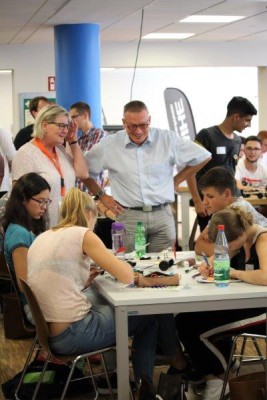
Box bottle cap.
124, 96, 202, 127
112, 222, 125, 231
218, 225, 224, 231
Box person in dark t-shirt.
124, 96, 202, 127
14, 96, 51, 150
187, 96, 257, 231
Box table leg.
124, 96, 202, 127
115, 306, 130, 400
177, 192, 190, 250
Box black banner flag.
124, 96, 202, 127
164, 87, 196, 141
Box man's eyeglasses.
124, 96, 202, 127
71, 114, 80, 119
245, 147, 261, 152
31, 198, 52, 207
124, 121, 150, 132
48, 122, 70, 130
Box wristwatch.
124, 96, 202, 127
94, 189, 105, 200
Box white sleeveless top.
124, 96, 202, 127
27, 226, 91, 323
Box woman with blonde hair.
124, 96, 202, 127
26, 188, 182, 388
175, 207, 267, 400
12, 104, 88, 227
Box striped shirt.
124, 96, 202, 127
77, 127, 107, 192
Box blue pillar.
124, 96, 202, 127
54, 24, 101, 128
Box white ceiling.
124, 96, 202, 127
1, 0, 267, 45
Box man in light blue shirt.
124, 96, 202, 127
84, 100, 211, 252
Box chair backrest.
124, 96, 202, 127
0, 250, 10, 280
19, 278, 51, 352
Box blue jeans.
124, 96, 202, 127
49, 287, 158, 382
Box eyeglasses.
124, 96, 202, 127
31, 198, 52, 207
48, 122, 70, 130
245, 147, 261, 152
124, 121, 150, 132
71, 114, 80, 119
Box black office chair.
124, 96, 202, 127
3, 262, 35, 339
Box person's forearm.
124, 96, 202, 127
186, 175, 202, 205
82, 177, 101, 195
231, 268, 267, 286
174, 157, 211, 188
69, 143, 88, 179
194, 237, 214, 257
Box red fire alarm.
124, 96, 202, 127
48, 76, 56, 91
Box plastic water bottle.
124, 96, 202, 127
214, 224, 230, 287
111, 222, 125, 254
134, 222, 146, 258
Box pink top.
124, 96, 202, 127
27, 226, 91, 323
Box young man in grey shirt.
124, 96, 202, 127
194, 166, 267, 256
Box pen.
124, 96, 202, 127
201, 252, 210, 269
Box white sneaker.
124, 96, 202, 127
203, 379, 229, 400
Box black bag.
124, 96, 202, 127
1, 359, 92, 399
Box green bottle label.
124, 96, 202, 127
214, 259, 230, 283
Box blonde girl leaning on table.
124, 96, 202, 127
26, 188, 182, 387
175, 207, 267, 400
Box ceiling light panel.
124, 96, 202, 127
180, 15, 245, 23
143, 32, 195, 39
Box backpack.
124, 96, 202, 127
1, 359, 93, 399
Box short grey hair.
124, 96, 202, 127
32, 104, 69, 139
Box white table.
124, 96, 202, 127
94, 254, 267, 400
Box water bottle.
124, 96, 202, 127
134, 222, 146, 258
111, 222, 125, 254
214, 224, 230, 287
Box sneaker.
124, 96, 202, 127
96, 373, 136, 395
203, 379, 229, 400
167, 365, 204, 384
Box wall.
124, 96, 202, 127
0, 42, 262, 135
0, 44, 55, 134
101, 67, 258, 135
0, 71, 13, 132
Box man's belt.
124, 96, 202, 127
122, 203, 168, 212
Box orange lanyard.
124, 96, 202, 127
33, 138, 66, 196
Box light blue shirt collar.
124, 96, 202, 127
124, 129, 152, 147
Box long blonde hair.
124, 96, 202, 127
53, 188, 97, 230
208, 207, 253, 243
